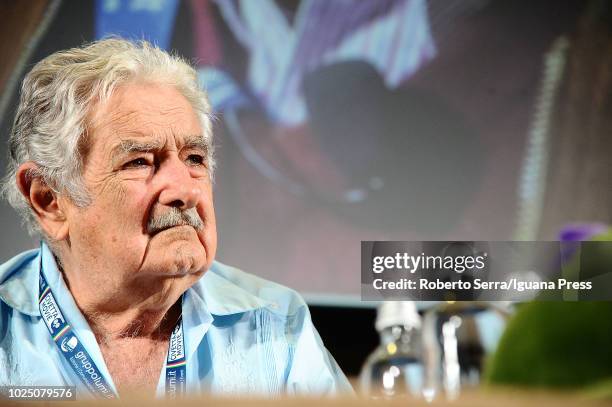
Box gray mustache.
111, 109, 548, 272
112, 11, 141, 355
147, 207, 203, 235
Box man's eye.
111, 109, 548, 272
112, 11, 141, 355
123, 157, 150, 168
186, 154, 205, 166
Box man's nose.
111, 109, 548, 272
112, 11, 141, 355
157, 156, 202, 209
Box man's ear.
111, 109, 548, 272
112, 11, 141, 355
16, 162, 70, 240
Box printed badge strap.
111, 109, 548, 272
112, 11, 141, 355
165, 317, 187, 397
39, 264, 186, 398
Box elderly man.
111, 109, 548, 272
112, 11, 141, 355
0, 38, 350, 398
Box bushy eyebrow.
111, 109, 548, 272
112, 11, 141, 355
182, 135, 210, 155
110, 139, 161, 167
115, 139, 164, 155
110, 135, 210, 165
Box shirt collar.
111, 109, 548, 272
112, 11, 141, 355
0, 242, 271, 318
193, 261, 273, 316
0, 246, 40, 316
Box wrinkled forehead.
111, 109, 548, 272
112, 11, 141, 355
85, 82, 206, 154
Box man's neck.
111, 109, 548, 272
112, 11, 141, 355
84, 300, 182, 344
53, 249, 184, 344
89, 304, 180, 396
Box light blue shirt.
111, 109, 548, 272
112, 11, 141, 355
0, 243, 352, 398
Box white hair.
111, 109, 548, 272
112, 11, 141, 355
1, 38, 215, 237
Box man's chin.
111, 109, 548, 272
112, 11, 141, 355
144, 230, 208, 276
142, 256, 207, 279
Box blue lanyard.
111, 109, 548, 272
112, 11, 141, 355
38, 269, 186, 398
